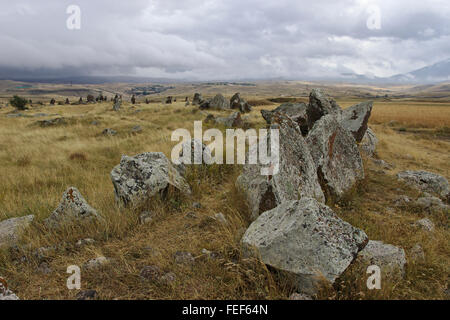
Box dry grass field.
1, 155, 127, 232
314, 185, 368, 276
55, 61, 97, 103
0, 91, 449, 300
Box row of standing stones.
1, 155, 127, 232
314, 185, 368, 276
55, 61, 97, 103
1, 89, 449, 300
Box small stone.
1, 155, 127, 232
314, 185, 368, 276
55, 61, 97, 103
289, 293, 313, 300
193, 202, 202, 209
174, 251, 195, 265
139, 211, 155, 224
76, 238, 95, 247
37, 262, 52, 275
214, 213, 227, 224
83, 256, 110, 270
415, 218, 435, 232
76, 289, 98, 300
140, 265, 162, 281
160, 272, 176, 284
393, 195, 412, 207
131, 125, 142, 133
410, 244, 425, 262
102, 128, 117, 136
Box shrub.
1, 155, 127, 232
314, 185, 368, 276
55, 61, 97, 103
9, 95, 28, 110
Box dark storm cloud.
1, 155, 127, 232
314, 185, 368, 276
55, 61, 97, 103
0, 0, 449, 80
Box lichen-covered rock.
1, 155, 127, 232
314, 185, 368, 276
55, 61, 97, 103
0, 215, 34, 248
359, 128, 378, 157
340, 101, 373, 143
236, 113, 324, 220
397, 171, 450, 202
209, 94, 230, 110
415, 218, 435, 232
306, 114, 364, 201
261, 103, 308, 135
415, 196, 449, 214
357, 240, 406, 280
214, 112, 244, 128
110, 152, 191, 207
45, 187, 100, 228
306, 89, 342, 129
242, 199, 368, 295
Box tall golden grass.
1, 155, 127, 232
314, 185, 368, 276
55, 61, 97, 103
0, 97, 448, 300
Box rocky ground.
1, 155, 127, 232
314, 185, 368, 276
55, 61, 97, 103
0, 90, 449, 300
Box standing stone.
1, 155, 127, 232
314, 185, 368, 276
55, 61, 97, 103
306, 89, 342, 130
131, 95, 136, 104
110, 152, 191, 207
306, 114, 364, 201
397, 171, 450, 202
236, 113, 325, 220
45, 187, 100, 228
112, 97, 121, 111
0, 215, 34, 248
340, 101, 373, 143
209, 94, 230, 110
242, 199, 368, 295
165, 96, 173, 104
230, 93, 252, 113
192, 93, 203, 106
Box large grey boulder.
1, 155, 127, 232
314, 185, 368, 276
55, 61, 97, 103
306, 114, 364, 201
306, 89, 342, 129
261, 103, 308, 135
340, 101, 373, 143
242, 199, 368, 295
0, 215, 34, 248
111, 152, 191, 207
209, 94, 230, 110
397, 171, 450, 202
357, 240, 406, 280
230, 93, 252, 113
360, 127, 378, 157
236, 113, 325, 220
45, 187, 100, 227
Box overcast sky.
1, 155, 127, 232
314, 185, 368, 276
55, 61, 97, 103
0, 0, 449, 80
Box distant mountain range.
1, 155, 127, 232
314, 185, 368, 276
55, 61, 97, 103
384, 58, 450, 84
1, 59, 449, 85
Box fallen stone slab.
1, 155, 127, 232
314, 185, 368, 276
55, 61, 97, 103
242, 198, 368, 295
